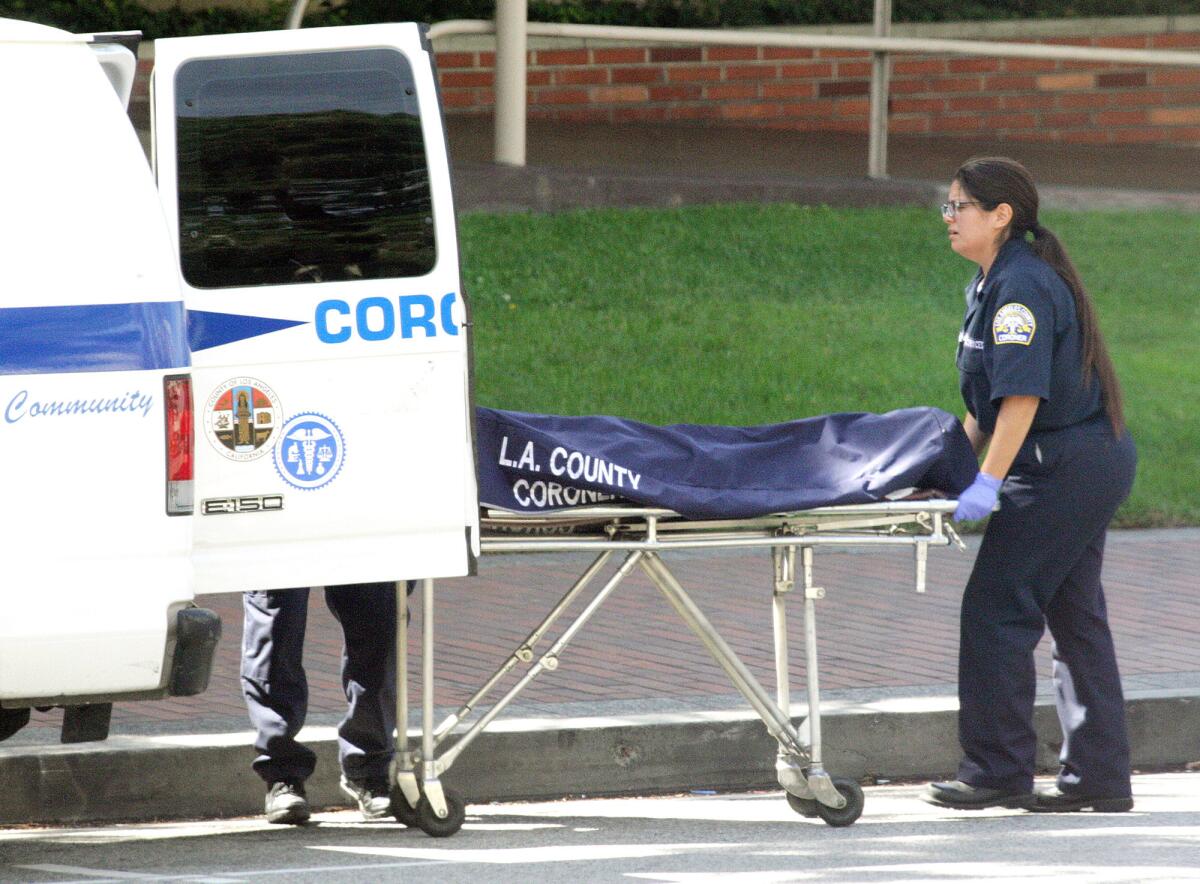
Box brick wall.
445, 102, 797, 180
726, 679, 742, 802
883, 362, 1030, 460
435, 30, 1200, 146
129, 24, 1200, 147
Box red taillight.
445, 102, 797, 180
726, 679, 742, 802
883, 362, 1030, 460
164, 374, 194, 515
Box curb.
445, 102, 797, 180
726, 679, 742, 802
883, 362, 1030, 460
451, 162, 941, 213
450, 163, 1200, 214
2, 690, 1195, 825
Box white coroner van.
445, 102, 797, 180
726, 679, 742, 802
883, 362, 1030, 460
0, 19, 478, 743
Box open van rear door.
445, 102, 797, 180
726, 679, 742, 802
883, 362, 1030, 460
152, 24, 478, 593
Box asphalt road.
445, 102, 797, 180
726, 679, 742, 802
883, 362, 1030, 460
2, 773, 1199, 883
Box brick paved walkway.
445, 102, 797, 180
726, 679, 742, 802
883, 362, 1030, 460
19, 528, 1199, 740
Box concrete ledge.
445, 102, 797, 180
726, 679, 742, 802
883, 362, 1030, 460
2, 690, 1196, 825
451, 162, 1200, 214
1038, 184, 1200, 213
452, 161, 941, 213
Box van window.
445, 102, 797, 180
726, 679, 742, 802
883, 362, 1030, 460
175, 48, 435, 289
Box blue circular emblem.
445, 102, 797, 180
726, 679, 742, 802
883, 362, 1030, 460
273, 412, 345, 491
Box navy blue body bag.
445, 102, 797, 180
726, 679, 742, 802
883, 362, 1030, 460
476, 406, 976, 519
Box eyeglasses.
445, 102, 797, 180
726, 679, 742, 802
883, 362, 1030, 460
941, 200, 981, 219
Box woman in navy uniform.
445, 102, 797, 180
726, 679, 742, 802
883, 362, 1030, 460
924, 157, 1137, 813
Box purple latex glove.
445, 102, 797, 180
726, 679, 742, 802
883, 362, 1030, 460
953, 471, 1003, 522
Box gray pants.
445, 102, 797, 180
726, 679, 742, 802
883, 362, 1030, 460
241, 583, 399, 785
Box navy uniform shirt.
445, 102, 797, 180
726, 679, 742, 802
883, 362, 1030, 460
956, 238, 1102, 435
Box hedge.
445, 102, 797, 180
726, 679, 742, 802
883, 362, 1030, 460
3, 0, 1199, 42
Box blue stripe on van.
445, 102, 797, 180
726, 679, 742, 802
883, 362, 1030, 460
187, 310, 307, 353
0, 302, 190, 376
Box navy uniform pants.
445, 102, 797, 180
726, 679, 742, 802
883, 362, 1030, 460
241, 582, 398, 786
957, 419, 1136, 798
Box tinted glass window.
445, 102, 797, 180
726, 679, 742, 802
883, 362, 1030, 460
175, 49, 434, 289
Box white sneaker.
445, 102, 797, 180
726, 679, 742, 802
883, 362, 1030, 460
339, 775, 391, 820
265, 781, 310, 825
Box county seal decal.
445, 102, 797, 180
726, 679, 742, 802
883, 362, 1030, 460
273, 412, 345, 491
204, 377, 281, 461
993, 302, 1036, 346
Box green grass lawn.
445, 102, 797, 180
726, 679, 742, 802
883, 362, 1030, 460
459, 204, 1198, 527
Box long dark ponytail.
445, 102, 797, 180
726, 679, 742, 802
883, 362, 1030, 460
955, 156, 1126, 437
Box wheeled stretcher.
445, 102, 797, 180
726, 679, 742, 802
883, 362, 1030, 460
388, 407, 976, 834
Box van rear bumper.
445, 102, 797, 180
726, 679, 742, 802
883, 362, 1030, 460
0, 605, 221, 744
59, 605, 221, 743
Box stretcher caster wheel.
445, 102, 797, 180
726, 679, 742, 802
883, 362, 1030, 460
390, 787, 420, 827
415, 788, 466, 837
814, 778, 864, 828
785, 792, 819, 818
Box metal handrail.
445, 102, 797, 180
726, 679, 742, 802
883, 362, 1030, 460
868, 0, 893, 179
284, 0, 309, 30
287, 3, 1200, 177
429, 17, 1200, 176
430, 18, 1200, 68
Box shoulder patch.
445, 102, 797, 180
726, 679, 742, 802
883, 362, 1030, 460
993, 302, 1037, 346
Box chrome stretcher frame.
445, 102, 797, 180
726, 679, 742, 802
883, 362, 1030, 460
390, 498, 963, 834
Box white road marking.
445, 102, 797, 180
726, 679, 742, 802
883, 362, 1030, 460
627, 874, 815, 883
15, 865, 158, 881
310, 842, 745, 865
12, 860, 446, 882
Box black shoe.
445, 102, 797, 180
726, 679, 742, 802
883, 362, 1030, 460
265, 780, 310, 825
1027, 786, 1133, 813
340, 775, 392, 820
922, 780, 1032, 810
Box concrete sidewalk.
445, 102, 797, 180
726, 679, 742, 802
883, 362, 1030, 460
3, 123, 1199, 824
